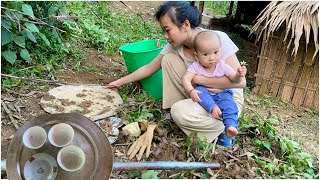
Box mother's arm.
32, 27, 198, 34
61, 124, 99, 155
192, 54, 246, 88
104, 54, 163, 88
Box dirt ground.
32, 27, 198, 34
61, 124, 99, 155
1, 1, 318, 179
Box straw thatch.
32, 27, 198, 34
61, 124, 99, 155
252, 1, 319, 61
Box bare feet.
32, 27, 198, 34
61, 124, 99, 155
165, 113, 171, 120
226, 126, 238, 138
212, 106, 222, 119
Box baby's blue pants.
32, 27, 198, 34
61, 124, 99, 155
195, 86, 238, 130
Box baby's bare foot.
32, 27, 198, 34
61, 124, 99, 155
226, 127, 238, 138
164, 113, 172, 121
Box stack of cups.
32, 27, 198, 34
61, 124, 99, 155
23, 123, 86, 172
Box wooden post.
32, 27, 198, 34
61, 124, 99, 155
228, 1, 235, 19
198, 1, 204, 14
227, 1, 235, 31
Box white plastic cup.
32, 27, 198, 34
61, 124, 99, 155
57, 145, 86, 172
22, 126, 47, 149
48, 123, 74, 147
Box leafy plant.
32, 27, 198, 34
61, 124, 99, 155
1, 1, 67, 65
1, 77, 21, 88
127, 171, 140, 179
183, 132, 196, 158
64, 1, 163, 55
239, 109, 318, 179
141, 170, 159, 179
195, 136, 214, 161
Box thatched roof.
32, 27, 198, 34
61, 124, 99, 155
252, 1, 319, 61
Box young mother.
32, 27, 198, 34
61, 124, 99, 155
104, 1, 245, 144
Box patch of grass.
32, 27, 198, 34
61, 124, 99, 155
258, 96, 272, 107
65, 1, 163, 55
201, 1, 237, 17
80, 66, 104, 73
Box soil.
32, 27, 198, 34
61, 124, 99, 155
1, 1, 318, 179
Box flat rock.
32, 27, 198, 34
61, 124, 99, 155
40, 85, 123, 121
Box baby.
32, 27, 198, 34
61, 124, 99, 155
182, 31, 246, 138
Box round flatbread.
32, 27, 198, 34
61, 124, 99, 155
40, 85, 123, 121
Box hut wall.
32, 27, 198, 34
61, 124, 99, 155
253, 27, 319, 109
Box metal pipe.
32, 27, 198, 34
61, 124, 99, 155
1, 159, 220, 172
1, 160, 6, 172
113, 161, 220, 171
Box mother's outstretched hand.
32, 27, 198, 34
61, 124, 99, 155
102, 83, 120, 92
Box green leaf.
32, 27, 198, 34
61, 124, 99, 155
297, 152, 312, 159
11, 1, 23, 10
74, 106, 84, 112
141, 170, 159, 179
201, 173, 211, 179
20, 49, 31, 62
280, 139, 287, 153
1, 28, 12, 46
298, 152, 313, 168
2, 50, 17, 65
38, 33, 50, 46
265, 163, 275, 175
1, 18, 12, 30
303, 173, 314, 179
48, 6, 57, 16
286, 139, 301, 152
305, 168, 315, 177
185, 132, 195, 149
24, 22, 39, 32
305, 158, 313, 168
13, 12, 24, 19
262, 141, 271, 150
21, 4, 35, 18
22, 30, 37, 42
13, 36, 25, 48
267, 118, 279, 124
2, 78, 19, 88
52, 29, 61, 43
129, 171, 140, 179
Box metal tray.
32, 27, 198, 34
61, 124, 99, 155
6, 113, 113, 180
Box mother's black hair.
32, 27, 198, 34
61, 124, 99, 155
155, 1, 201, 28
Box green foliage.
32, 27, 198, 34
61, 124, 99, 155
118, 84, 162, 124
239, 110, 318, 179
183, 132, 195, 150
201, 172, 211, 179
63, 2, 162, 55
79, 66, 103, 73
141, 170, 159, 179
1, 1, 75, 91
127, 171, 140, 179
1, 1, 67, 65
2, 77, 21, 88
202, 1, 237, 17
1, 2, 163, 91
182, 133, 214, 161
2, 50, 17, 65
196, 136, 214, 161
136, 109, 154, 121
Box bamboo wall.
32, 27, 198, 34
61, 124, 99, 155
253, 27, 319, 109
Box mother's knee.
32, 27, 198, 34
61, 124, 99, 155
170, 100, 184, 121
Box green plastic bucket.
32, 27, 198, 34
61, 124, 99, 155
119, 39, 167, 100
